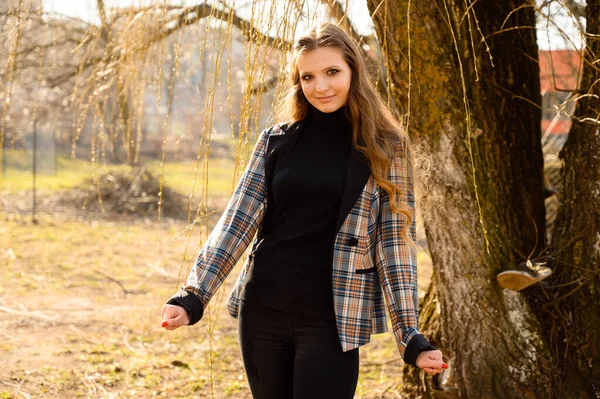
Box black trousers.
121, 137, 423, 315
238, 301, 360, 399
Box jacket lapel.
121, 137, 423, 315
264, 120, 305, 186
334, 145, 371, 234
263, 120, 305, 227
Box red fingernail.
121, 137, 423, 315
442, 363, 448, 369
161, 321, 168, 327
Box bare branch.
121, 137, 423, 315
97, 0, 109, 27
562, 0, 586, 20
319, 0, 376, 46
45, 16, 93, 33
38, 3, 293, 89
111, 3, 289, 50
97, 0, 110, 41
15, 37, 82, 57
46, 56, 103, 87
92, 269, 132, 296
249, 76, 279, 95
0, 305, 56, 321
0, 10, 93, 30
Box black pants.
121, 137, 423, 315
238, 301, 359, 399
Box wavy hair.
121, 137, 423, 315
276, 23, 414, 242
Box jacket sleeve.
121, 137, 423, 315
374, 137, 436, 366
167, 127, 271, 323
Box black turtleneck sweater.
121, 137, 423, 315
240, 104, 353, 319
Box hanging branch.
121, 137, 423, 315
563, 0, 586, 20
96, 0, 110, 42
319, 0, 376, 45
37, 3, 291, 90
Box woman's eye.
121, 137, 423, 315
302, 75, 312, 80
328, 69, 339, 75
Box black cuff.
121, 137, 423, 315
166, 290, 204, 325
403, 334, 437, 367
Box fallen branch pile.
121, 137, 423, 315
63, 166, 188, 218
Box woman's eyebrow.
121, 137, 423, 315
321, 64, 342, 70
300, 65, 343, 74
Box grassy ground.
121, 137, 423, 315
0, 155, 434, 398
0, 214, 432, 398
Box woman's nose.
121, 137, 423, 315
315, 77, 329, 92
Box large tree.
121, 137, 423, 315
365, 0, 598, 397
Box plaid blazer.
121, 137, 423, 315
180, 121, 423, 357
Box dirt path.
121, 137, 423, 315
1, 211, 421, 398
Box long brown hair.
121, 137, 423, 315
276, 23, 414, 242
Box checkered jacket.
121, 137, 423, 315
180, 121, 423, 357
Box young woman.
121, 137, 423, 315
161, 23, 447, 398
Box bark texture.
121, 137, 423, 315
544, 1, 600, 396
365, 1, 558, 397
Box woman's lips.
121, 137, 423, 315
316, 94, 336, 103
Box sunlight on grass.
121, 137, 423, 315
1, 150, 237, 198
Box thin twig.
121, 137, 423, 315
363, 357, 401, 366
92, 269, 131, 295
69, 325, 97, 345
0, 305, 55, 321
380, 380, 397, 398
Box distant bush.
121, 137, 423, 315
62, 166, 189, 219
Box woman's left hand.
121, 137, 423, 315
415, 350, 448, 375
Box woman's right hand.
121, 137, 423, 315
161, 304, 190, 330
416, 349, 448, 375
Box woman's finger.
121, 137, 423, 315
422, 358, 446, 369
165, 306, 177, 318
161, 320, 181, 330
423, 367, 443, 375
416, 350, 446, 370
162, 314, 187, 327
164, 325, 180, 331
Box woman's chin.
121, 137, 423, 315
311, 102, 343, 113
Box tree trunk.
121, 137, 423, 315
366, 1, 561, 397
545, 1, 600, 396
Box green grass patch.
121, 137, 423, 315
1, 149, 238, 198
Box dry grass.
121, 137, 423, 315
0, 210, 432, 398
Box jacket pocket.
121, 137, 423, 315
356, 266, 377, 274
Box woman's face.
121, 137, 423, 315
296, 46, 352, 113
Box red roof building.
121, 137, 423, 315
539, 50, 583, 135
